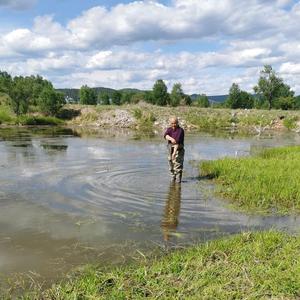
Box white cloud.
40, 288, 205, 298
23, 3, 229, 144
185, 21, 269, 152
1, 0, 300, 94
276, 0, 293, 7
280, 62, 300, 74
3, 0, 298, 54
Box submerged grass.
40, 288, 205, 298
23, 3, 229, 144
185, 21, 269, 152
17, 231, 300, 299
200, 146, 300, 214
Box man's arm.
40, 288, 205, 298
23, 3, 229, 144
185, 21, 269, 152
165, 134, 176, 144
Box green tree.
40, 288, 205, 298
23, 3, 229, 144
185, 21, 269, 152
9, 76, 31, 115
28, 75, 52, 106
143, 91, 154, 104
240, 91, 254, 108
38, 86, 65, 116
98, 92, 110, 105
226, 83, 253, 109
130, 93, 144, 104
121, 91, 134, 104
295, 96, 300, 110
226, 83, 241, 108
111, 91, 122, 105
253, 65, 294, 109
170, 83, 183, 107
196, 94, 210, 107
274, 96, 296, 110
183, 94, 192, 106
79, 85, 97, 105
0, 71, 12, 94
152, 79, 169, 106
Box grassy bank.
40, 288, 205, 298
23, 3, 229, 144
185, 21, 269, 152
66, 103, 300, 133
2, 102, 300, 132
0, 105, 63, 126
200, 146, 300, 214
17, 231, 300, 299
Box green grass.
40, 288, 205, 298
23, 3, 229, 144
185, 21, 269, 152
283, 116, 299, 130
200, 146, 300, 214
132, 108, 156, 132
64, 104, 300, 133
0, 105, 14, 124
0, 103, 64, 126
16, 231, 300, 299
16, 115, 64, 126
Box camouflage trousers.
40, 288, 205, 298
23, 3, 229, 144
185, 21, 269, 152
167, 144, 185, 179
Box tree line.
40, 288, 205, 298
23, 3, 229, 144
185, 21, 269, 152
78, 65, 300, 110
78, 80, 192, 106
0, 71, 65, 116
224, 65, 300, 110
1, 65, 300, 117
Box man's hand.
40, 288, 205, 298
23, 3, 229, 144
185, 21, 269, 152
166, 135, 176, 144
170, 137, 176, 144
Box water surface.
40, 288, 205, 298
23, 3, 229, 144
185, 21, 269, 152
0, 127, 300, 282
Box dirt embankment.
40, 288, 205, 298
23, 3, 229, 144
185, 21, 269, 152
65, 103, 300, 133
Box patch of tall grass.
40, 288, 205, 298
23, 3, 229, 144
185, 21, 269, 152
200, 146, 300, 214
18, 231, 300, 299
0, 105, 14, 124
283, 116, 299, 130
16, 115, 64, 126
132, 108, 156, 131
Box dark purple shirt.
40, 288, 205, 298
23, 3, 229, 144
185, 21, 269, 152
164, 126, 185, 145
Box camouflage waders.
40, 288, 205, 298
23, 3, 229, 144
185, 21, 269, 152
168, 144, 184, 182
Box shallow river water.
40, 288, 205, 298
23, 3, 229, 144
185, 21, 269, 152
0, 127, 300, 282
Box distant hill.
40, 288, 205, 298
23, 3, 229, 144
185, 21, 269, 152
207, 95, 228, 103
56, 87, 146, 102
119, 88, 145, 94
57, 87, 228, 103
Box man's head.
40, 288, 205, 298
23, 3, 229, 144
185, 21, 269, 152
170, 116, 179, 129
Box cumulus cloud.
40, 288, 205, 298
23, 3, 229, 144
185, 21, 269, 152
1, 0, 300, 94
2, 0, 299, 54
280, 62, 300, 74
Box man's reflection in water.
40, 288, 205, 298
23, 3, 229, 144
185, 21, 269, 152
161, 181, 182, 241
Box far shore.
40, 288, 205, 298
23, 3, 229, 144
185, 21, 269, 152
1, 103, 300, 134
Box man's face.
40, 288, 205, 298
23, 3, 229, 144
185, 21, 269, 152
170, 119, 178, 129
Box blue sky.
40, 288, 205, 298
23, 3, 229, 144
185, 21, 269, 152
1, 0, 300, 95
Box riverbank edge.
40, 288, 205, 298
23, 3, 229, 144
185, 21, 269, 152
15, 230, 300, 299
200, 145, 300, 215
1, 103, 300, 133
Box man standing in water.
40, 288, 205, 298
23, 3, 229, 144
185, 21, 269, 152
164, 116, 185, 183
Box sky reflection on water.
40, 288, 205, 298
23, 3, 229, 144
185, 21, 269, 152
0, 127, 300, 281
